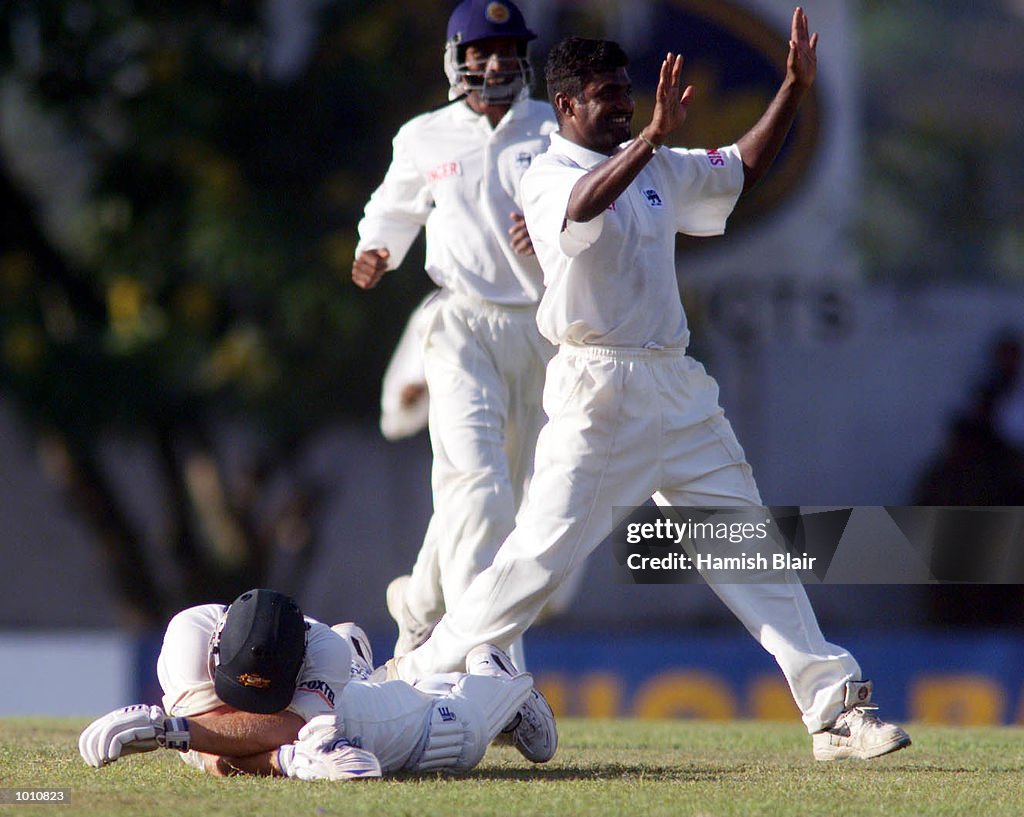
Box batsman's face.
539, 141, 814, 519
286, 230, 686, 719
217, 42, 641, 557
463, 37, 522, 91
560, 68, 634, 155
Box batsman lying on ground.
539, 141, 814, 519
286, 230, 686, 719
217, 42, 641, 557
78, 589, 556, 779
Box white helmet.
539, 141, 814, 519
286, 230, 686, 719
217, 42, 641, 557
443, 0, 537, 103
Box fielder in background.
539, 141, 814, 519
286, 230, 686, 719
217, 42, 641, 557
79, 589, 556, 778
389, 10, 912, 762
352, 0, 557, 667
378, 291, 438, 444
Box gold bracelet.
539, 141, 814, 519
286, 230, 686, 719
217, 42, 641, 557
638, 132, 661, 154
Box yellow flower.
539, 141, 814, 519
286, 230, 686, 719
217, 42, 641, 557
107, 276, 146, 335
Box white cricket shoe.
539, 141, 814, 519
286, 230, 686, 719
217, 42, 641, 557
466, 643, 558, 764
385, 575, 435, 658
812, 681, 911, 761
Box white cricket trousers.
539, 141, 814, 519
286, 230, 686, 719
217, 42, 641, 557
402, 344, 862, 732
404, 291, 555, 665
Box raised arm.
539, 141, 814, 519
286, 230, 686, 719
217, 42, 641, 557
565, 54, 694, 224
737, 6, 818, 193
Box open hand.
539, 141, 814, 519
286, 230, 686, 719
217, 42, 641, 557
642, 52, 695, 146
787, 7, 819, 90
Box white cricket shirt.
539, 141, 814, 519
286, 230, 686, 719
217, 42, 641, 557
356, 98, 556, 305
521, 132, 745, 348
157, 604, 352, 722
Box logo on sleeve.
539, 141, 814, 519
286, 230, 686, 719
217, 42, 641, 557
515, 151, 533, 170
642, 188, 663, 207
707, 149, 726, 167
427, 161, 462, 183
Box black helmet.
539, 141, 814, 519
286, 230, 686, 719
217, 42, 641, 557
212, 589, 307, 714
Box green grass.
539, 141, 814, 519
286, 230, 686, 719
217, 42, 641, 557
3, 718, 1024, 816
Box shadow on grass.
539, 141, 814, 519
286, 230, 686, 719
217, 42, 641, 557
390, 763, 742, 782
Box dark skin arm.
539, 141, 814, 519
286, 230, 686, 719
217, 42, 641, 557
737, 7, 818, 192
564, 6, 818, 223
353, 208, 534, 290
562, 54, 693, 224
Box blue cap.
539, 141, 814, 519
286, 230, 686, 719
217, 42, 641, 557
446, 0, 536, 47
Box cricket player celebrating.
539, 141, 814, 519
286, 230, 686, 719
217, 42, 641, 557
79, 589, 556, 778
352, 0, 556, 665
388, 10, 912, 762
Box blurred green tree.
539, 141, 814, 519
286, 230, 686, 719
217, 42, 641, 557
0, 1, 446, 624
859, 0, 1024, 283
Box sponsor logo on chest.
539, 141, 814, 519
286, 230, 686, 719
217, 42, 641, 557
427, 161, 463, 183
297, 679, 336, 707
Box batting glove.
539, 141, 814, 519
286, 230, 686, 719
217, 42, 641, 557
296, 713, 343, 744
79, 704, 191, 768
277, 738, 382, 781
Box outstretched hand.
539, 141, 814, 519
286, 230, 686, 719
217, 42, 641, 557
642, 52, 695, 146
787, 6, 819, 90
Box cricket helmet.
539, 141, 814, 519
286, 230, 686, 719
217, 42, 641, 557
444, 0, 536, 103
213, 589, 308, 714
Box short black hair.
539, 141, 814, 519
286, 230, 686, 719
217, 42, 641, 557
545, 37, 629, 120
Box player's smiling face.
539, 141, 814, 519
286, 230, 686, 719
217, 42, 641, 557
462, 36, 522, 108
560, 68, 634, 155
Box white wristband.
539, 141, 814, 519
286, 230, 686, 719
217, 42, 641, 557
277, 744, 297, 777
638, 132, 661, 154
